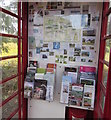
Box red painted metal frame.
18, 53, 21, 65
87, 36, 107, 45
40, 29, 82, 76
22, 2, 28, 119
0, 33, 18, 38
0, 91, 18, 107
94, 2, 111, 119
0, 7, 22, 20
0, 55, 18, 61
0, 74, 18, 84
18, 2, 21, 119
0, 2, 28, 119
7, 108, 19, 120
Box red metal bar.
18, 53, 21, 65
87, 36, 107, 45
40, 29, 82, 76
0, 55, 18, 61
22, 2, 28, 119
18, 2, 21, 119
0, 7, 22, 20
0, 74, 18, 84
0, 33, 18, 38
7, 108, 19, 120
0, 91, 18, 107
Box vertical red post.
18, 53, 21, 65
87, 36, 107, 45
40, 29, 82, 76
18, 2, 21, 119
22, 2, 28, 119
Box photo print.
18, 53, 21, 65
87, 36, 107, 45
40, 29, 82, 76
64, 49, 67, 55
82, 38, 95, 45
69, 43, 75, 48
49, 52, 54, 56
36, 47, 41, 54
81, 51, 90, 57
83, 29, 96, 36
53, 42, 60, 49
74, 48, 81, 56
42, 54, 48, 59
29, 51, 33, 58
81, 58, 86, 62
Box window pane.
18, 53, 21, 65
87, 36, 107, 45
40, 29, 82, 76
102, 64, 109, 87
104, 39, 111, 62
0, 1, 18, 15
11, 112, 18, 119
100, 90, 105, 112
0, 12, 18, 35
1, 37, 18, 57
2, 77, 18, 101
109, 2, 111, 8
0, 58, 18, 80
2, 95, 18, 119
107, 14, 111, 36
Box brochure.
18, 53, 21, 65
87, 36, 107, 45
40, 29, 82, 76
46, 85, 54, 101
69, 84, 83, 106
60, 81, 69, 104
24, 81, 34, 98
83, 85, 95, 109
33, 80, 47, 100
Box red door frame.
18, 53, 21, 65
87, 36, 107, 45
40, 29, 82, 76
0, 2, 28, 119
94, 2, 111, 119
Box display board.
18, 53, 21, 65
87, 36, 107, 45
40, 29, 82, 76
28, 2, 102, 118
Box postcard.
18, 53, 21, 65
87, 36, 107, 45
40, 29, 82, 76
29, 36, 36, 49
82, 38, 95, 46
81, 51, 90, 57
69, 84, 83, 106
83, 29, 96, 36
29, 61, 38, 67
53, 42, 60, 49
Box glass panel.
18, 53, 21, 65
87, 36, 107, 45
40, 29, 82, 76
21, 20, 22, 36
2, 77, 18, 101
100, 90, 105, 111
0, 12, 18, 35
2, 95, 18, 119
0, 58, 18, 80
102, 64, 109, 87
107, 14, 111, 36
11, 112, 18, 119
109, 2, 111, 8
1, 37, 18, 57
0, 0, 18, 15
104, 39, 111, 62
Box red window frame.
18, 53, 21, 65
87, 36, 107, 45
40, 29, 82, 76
94, 2, 111, 119
0, 2, 28, 119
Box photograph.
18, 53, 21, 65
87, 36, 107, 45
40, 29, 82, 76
49, 52, 54, 56
81, 51, 90, 57
69, 43, 75, 48
29, 61, 38, 67
53, 42, 60, 49
83, 29, 96, 36
74, 52, 81, 56
82, 46, 86, 50
42, 54, 48, 59
84, 98, 91, 107
29, 51, 33, 57
64, 49, 67, 54
82, 38, 95, 45
81, 58, 86, 62
89, 46, 94, 50
43, 43, 48, 47
69, 57, 76, 62
36, 47, 41, 54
